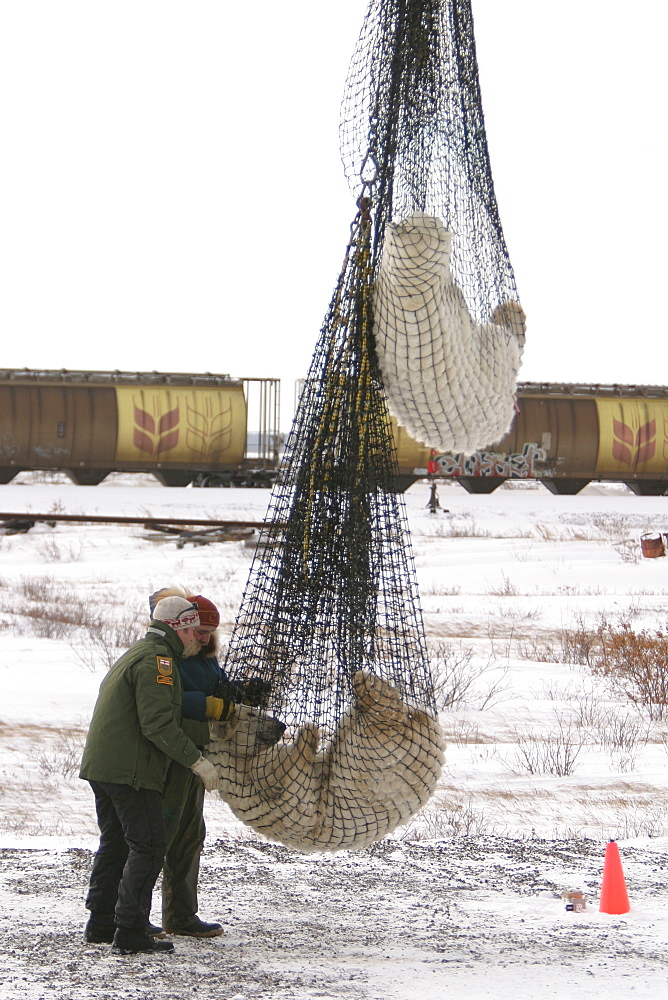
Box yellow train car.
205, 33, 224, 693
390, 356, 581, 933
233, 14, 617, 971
395, 382, 668, 495
2, 372, 666, 494
0, 369, 249, 486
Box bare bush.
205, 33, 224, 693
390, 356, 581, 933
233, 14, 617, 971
589, 622, 668, 720
589, 512, 633, 539
591, 710, 652, 772
14, 576, 87, 639
570, 687, 608, 730
531, 680, 606, 733
516, 616, 604, 667
594, 711, 652, 753
25, 728, 87, 779
487, 573, 519, 597
509, 718, 586, 777
517, 635, 561, 662
430, 643, 510, 711
613, 538, 642, 564
431, 514, 490, 539
559, 614, 602, 666
12, 575, 143, 663
36, 537, 66, 563
609, 801, 668, 839
16, 575, 71, 603
70, 611, 144, 671
399, 797, 494, 840
37, 535, 86, 563
421, 581, 462, 597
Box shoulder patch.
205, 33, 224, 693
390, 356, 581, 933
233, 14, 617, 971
157, 675, 174, 686
156, 656, 173, 676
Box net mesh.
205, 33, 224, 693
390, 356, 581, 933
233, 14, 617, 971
207, 0, 521, 851
226, 207, 432, 726
341, 0, 519, 317
342, 0, 525, 453
210, 206, 444, 851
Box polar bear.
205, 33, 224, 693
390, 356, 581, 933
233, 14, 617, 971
205, 671, 445, 852
373, 213, 526, 454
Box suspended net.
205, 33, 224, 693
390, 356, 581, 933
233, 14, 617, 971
209, 204, 444, 852
342, 0, 525, 452
207, 0, 522, 851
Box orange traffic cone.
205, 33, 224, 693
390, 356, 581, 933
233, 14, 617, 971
599, 840, 631, 914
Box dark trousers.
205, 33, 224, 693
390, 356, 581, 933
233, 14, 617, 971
161, 761, 205, 930
86, 780, 166, 930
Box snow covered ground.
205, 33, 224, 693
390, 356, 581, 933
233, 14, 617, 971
1, 475, 668, 999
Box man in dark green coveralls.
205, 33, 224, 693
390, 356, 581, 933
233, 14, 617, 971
79, 596, 219, 955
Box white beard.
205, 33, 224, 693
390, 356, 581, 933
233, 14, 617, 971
182, 640, 201, 658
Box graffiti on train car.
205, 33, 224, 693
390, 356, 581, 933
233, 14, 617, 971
432, 442, 547, 479
32, 445, 72, 461
596, 398, 668, 474
0, 434, 19, 461
114, 387, 247, 464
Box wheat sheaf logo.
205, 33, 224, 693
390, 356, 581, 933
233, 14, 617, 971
185, 398, 233, 460
133, 403, 180, 455
612, 418, 656, 466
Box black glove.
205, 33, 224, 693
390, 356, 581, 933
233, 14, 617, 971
215, 677, 244, 702
216, 675, 271, 708
238, 677, 272, 707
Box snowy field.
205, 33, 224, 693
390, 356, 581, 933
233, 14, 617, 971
1, 474, 668, 999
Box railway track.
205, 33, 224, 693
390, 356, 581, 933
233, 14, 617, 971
0, 511, 269, 529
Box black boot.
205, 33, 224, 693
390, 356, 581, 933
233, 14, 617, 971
165, 916, 224, 938
84, 914, 115, 944
112, 926, 175, 955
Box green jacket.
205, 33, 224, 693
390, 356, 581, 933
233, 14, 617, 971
79, 621, 201, 792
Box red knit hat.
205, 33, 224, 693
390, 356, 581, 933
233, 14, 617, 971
188, 595, 220, 629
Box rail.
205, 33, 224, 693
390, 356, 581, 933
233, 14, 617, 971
0, 512, 273, 529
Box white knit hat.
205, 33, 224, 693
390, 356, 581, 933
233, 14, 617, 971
152, 596, 200, 630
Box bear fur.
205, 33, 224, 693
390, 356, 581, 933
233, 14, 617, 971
373, 213, 526, 453
205, 671, 445, 852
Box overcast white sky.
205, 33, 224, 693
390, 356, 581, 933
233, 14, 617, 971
1, 1, 665, 427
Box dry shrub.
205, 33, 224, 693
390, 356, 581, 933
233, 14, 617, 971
430, 514, 490, 538
487, 573, 518, 597
70, 611, 144, 671
430, 642, 510, 711
590, 622, 668, 720
25, 727, 87, 779
13, 574, 143, 665
559, 614, 602, 666
510, 717, 586, 777
399, 797, 494, 840
517, 615, 604, 667
15, 576, 84, 639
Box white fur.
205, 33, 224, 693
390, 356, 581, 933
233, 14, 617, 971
374, 213, 526, 453
205, 671, 445, 852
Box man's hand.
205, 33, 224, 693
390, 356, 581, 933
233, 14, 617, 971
190, 755, 219, 790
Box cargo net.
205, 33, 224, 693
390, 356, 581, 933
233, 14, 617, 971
342, 0, 526, 453
206, 207, 445, 852
205, 0, 523, 850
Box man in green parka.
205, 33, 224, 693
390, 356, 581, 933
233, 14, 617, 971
79, 596, 221, 955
